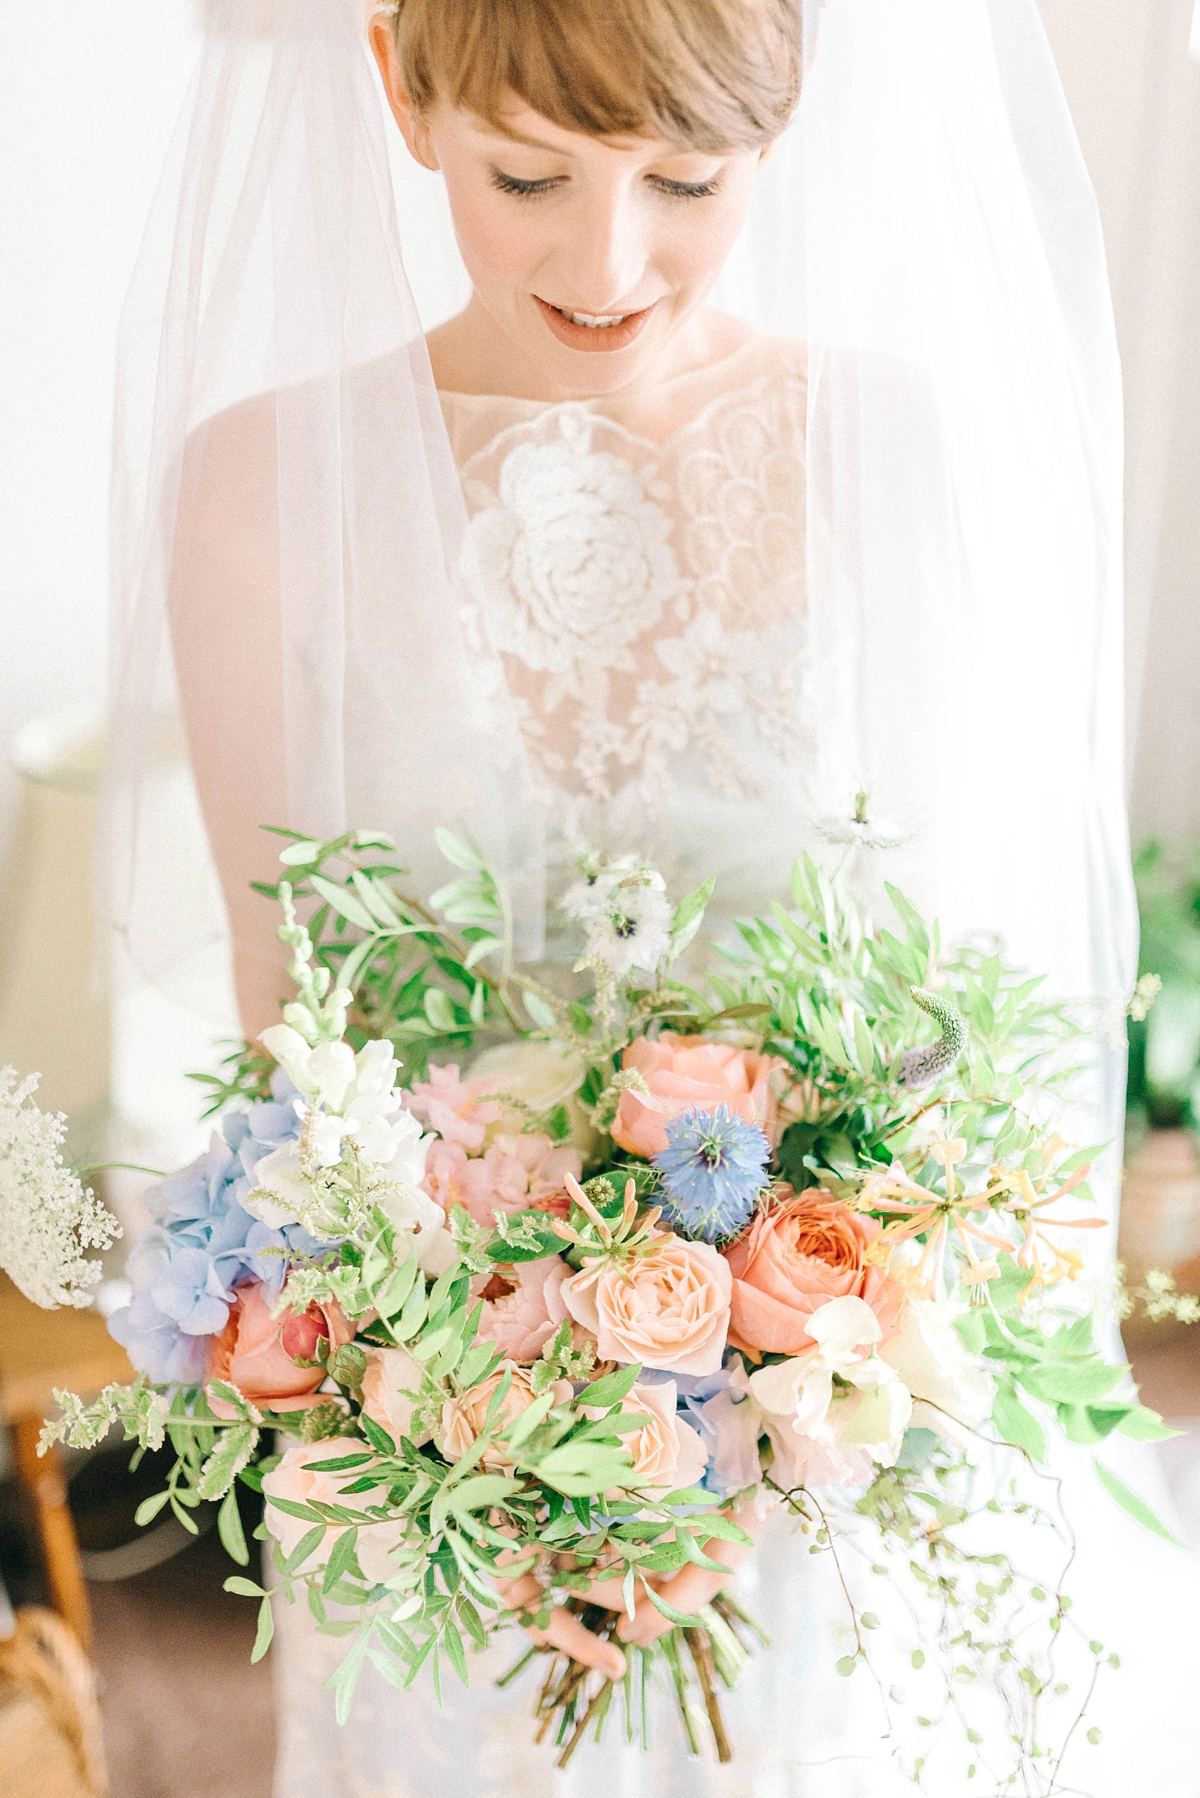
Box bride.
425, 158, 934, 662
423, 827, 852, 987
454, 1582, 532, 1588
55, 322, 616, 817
98, 0, 1198, 1792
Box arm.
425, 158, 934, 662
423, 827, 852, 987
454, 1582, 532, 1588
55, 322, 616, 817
168, 398, 295, 1036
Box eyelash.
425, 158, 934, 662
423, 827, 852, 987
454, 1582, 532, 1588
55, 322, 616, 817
488, 170, 721, 202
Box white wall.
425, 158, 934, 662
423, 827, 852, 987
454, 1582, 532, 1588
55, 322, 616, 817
0, 3, 202, 869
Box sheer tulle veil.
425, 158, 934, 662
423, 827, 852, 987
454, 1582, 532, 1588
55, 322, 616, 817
100, 0, 1134, 1053
96, 3, 1189, 1790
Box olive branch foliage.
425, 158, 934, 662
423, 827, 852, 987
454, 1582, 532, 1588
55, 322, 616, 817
43, 828, 1175, 1786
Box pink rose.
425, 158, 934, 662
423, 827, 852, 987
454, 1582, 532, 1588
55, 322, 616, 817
441, 1363, 571, 1469
206, 1281, 354, 1417
724, 1190, 903, 1357
562, 1237, 732, 1376
405, 1063, 505, 1150
361, 1345, 430, 1446
619, 1381, 710, 1492
477, 1257, 572, 1363
422, 1131, 582, 1229
262, 1439, 404, 1585
611, 1034, 786, 1159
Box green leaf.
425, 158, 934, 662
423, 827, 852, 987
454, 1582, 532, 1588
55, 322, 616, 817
671, 877, 715, 938
358, 1414, 397, 1457
322, 1528, 361, 1594
992, 1379, 1046, 1461
198, 1425, 258, 1501
1017, 1360, 1128, 1407
251, 1595, 275, 1663
134, 1489, 171, 1528
501, 1388, 557, 1450
523, 991, 557, 1030
442, 1618, 470, 1687
424, 987, 459, 1033
218, 1488, 249, 1565
486, 1211, 565, 1263
450, 1474, 521, 1516
576, 1364, 642, 1410
435, 828, 484, 871
265, 1494, 326, 1526
642, 1585, 704, 1628
284, 1524, 327, 1575
1116, 1405, 1181, 1443
224, 1575, 267, 1599
310, 875, 377, 933
1094, 1460, 1183, 1547
332, 1626, 374, 1725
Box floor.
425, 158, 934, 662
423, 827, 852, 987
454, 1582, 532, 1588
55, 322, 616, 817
89, 1527, 274, 1798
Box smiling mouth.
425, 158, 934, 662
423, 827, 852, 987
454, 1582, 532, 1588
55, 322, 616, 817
534, 295, 656, 352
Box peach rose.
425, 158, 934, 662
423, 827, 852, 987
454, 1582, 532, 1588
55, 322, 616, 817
206, 1281, 354, 1417
611, 1033, 786, 1159
619, 1380, 710, 1492
724, 1190, 903, 1356
477, 1256, 572, 1363
361, 1345, 431, 1447
562, 1237, 732, 1376
441, 1363, 571, 1468
262, 1439, 404, 1585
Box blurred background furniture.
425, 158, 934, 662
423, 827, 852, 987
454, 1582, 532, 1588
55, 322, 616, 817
0, 1276, 132, 1650
0, 1604, 109, 1797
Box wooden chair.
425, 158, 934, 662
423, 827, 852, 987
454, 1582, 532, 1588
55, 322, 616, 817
0, 1276, 132, 1649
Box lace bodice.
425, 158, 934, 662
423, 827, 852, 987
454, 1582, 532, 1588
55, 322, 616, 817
439, 333, 813, 920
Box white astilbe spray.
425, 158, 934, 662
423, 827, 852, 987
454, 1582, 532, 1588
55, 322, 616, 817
0, 1067, 120, 1308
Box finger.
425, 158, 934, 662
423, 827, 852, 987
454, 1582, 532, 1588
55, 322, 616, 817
616, 1564, 732, 1648
534, 1608, 627, 1680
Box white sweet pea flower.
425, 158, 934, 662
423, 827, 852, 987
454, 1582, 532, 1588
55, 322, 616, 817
308, 1111, 353, 1168
260, 1024, 322, 1098
244, 1141, 309, 1228
380, 1108, 431, 1188
880, 1297, 995, 1445
747, 1295, 912, 1488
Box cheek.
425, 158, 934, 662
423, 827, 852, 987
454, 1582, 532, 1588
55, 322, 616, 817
446, 182, 545, 287
657, 194, 753, 290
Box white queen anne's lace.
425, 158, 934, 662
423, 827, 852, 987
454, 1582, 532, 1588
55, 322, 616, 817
0, 1066, 120, 1309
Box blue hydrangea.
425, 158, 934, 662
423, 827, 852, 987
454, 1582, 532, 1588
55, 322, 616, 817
106, 1071, 328, 1384
653, 1104, 770, 1244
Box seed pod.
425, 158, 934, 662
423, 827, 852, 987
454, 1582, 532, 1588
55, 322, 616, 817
900, 987, 968, 1089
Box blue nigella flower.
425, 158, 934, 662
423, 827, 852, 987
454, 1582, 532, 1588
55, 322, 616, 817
653, 1104, 770, 1244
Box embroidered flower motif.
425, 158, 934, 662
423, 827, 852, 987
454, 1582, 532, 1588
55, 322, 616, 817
463, 414, 679, 676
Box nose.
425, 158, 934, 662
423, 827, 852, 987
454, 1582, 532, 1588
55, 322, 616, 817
552, 183, 649, 314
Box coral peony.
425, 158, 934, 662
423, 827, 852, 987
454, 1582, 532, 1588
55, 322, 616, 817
206, 1281, 352, 1416
611, 1033, 786, 1159
724, 1189, 903, 1356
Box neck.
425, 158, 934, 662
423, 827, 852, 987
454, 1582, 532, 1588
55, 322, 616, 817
425, 295, 751, 401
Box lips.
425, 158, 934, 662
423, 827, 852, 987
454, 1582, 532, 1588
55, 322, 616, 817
534, 294, 656, 353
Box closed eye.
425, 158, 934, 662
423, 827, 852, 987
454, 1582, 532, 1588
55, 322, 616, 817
649, 175, 723, 200
490, 168, 564, 200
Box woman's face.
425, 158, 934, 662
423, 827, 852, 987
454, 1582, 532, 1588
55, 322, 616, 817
372, 27, 767, 398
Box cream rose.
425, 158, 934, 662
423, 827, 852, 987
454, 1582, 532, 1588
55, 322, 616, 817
360, 1345, 430, 1447
262, 1439, 405, 1586
618, 1380, 710, 1492
467, 1040, 599, 1161
441, 1363, 571, 1469
562, 1237, 732, 1376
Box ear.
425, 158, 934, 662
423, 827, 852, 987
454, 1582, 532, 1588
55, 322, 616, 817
369, 14, 440, 172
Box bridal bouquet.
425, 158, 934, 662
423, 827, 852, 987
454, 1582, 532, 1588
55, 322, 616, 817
23, 829, 1174, 1781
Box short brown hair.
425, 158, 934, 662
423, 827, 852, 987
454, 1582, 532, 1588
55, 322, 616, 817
387, 0, 801, 151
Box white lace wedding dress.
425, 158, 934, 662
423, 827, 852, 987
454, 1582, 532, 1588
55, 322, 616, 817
270, 329, 1197, 1798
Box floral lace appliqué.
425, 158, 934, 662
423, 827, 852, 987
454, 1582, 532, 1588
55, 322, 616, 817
458, 373, 808, 811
